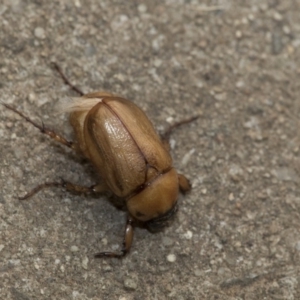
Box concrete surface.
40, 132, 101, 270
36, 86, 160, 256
1, 0, 300, 299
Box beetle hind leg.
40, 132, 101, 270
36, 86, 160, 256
19, 180, 106, 200
94, 216, 134, 259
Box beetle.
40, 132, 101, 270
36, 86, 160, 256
2, 64, 198, 258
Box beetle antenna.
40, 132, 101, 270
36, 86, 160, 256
51, 62, 85, 96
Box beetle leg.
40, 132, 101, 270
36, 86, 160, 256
51, 62, 84, 96
19, 180, 106, 200
2, 103, 76, 150
178, 173, 192, 194
161, 115, 199, 142
94, 216, 134, 259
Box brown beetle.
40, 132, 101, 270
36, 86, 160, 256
2, 64, 197, 258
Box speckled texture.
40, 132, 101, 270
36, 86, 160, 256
1, 0, 300, 299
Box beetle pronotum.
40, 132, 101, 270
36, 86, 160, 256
2, 63, 198, 258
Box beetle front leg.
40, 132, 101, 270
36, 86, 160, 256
94, 216, 134, 259
19, 180, 106, 200
2, 103, 75, 150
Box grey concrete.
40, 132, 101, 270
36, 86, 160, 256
1, 0, 300, 299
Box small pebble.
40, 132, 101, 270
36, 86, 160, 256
153, 58, 162, 68
138, 4, 147, 13
248, 14, 254, 21
228, 193, 235, 201
74, 0, 81, 8
124, 278, 137, 291
82, 256, 89, 270
70, 245, 79, 252
283, 25, 290, 35
169, 138, 176, 150
229, 164, 244, 181
28, 92, 36, 103
236, 80, 245, 88
34, 27, 46, 39
167, 254, 176, 262
273, 12, 283, 21
181, 148, 195, 167
236, 30, 242, 39
184, 230, 193, 240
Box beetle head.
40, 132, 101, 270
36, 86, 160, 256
145, 201, 178, 232
126, 168, 179, 230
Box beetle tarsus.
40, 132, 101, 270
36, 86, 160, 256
94, 217, 134, 259
19, 182, 62, 200
51, 62, 85, 96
